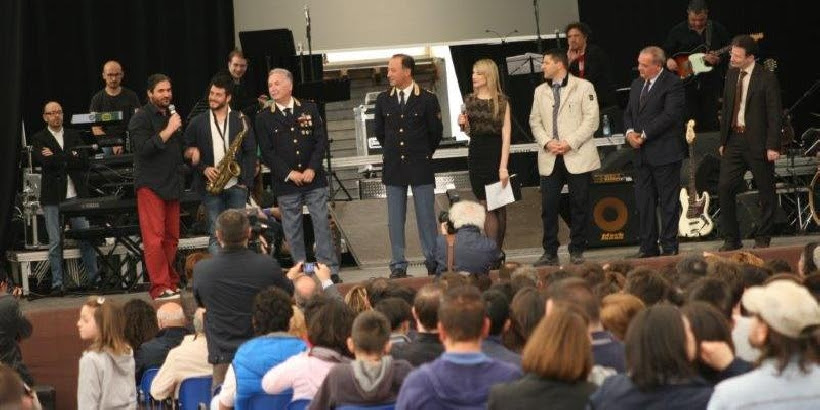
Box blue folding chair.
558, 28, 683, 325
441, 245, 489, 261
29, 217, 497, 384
177, 375, 213, 410
247, 391, 294, 410
138, 368, 161, 408
337, 403, 395, 410
287, 398, 311, 410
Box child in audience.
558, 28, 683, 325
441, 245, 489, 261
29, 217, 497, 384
310, 311, 413, 409
76, 296, 137, 409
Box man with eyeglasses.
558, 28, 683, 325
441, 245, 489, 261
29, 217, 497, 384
30, 101, 99, 295
89, 60, 141, 155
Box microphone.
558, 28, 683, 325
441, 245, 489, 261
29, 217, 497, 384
304, 5, 310, 24
169, 104, 177, 116
72, 144, 100, 151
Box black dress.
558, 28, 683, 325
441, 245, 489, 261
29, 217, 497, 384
466, 94, 506, 200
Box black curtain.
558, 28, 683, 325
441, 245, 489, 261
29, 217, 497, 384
579, 0, 820, 134
0, 0, 24, 261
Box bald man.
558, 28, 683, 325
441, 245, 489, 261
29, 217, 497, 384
89, 60, 141, 155
134, 301, 191, 382
31, 101, 99, 295
150, 308, 212, 400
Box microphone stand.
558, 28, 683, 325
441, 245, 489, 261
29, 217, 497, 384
486, 29, 532, 142
533, 0, 543, 53
305, 5, 315, 82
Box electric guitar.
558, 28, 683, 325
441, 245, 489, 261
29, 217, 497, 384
679, 119, 714, 238
672, 32, 764, 79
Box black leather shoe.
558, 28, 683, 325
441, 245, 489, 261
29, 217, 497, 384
661, 249, 679, 256
570, 252, 585, 265
389, 268, 407, 279
719, 242, 743, 252
628, 251, 659, 259
534, 253, 559, 267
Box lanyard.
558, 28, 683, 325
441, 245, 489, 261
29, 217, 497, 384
212, 111, 229, 153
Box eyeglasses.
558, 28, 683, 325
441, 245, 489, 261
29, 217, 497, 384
44, 110, 63, 116
105, 72, 123, 77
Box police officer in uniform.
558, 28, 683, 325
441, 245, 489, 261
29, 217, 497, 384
256, 68, 339, 276
374, 54, 444, 278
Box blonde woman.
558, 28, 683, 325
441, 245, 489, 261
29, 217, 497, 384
457, 59, 512, 256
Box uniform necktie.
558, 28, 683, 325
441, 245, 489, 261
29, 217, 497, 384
399, 90, 406, 109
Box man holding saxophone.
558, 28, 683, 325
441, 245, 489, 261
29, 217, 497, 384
256, 68, 339, 278
185, 74, 257, 254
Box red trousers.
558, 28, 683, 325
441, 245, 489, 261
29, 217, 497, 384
137, 187, 180, 298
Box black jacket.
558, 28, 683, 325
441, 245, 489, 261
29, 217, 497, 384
30, 127, 90, 206
256, 99, 327, 196
389, 332, 444, 367
623, 70, 686, 167
134, 326, 189, 382
184, 109, 257, 195
569, 44, 617, 109
0, 294, 33, 385
374, 84, 443, 186
128, 103, 184, 200
192, 248, 294, 364
488, 374, 597, 410
720, 64, 783, 154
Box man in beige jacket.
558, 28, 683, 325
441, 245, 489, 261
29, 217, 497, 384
530, 49, 601, 266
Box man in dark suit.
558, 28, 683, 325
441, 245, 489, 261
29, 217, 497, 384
192, 209, 294, 387
256, 68, 339, 277
184, 74, 257, 254
623, 46, 686, 258
31, 101, 99, 295
717, 35, 782, 250
374, 54, 444, 278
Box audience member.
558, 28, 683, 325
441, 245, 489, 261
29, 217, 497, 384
310, 311, 414, 409
488, 302, 596, 410
592, 271, 623, 299
122, 299, 158, 357
549, 277, 626, 373
481, 290, 521, 366
600, 293, 645, 341
391, 284, 445, 366
0, 363, 40, 410
292, 264, 343, 310
589, 304, 746, 409
218, 288, 307, 409
396, 286, 521, 409
624, 267, 670, 306
686, 277, 734, 321
764, 258, 792, 274
150, 308, 211, 401
503, 288, 545, 353
374, 298, 413, 345
134, 302, 190, 382
805, 273, 820, 302
682, 302, 753, 384
193, 209, 294, 386
798, 242, 820, 277
76, 296, 136, 409
709, 280, 820, 408
0, 271, 33, 385
509, 265, 538, 294
675, 254, 709, 290
261, 297, 354, 402
434, 200, 499, 275
344, 284, 372, 315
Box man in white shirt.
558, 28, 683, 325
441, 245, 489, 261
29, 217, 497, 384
31, 101, 99, 295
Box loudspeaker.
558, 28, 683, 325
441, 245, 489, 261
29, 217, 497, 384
586, 180, 640, 248
736, 191, 788, 238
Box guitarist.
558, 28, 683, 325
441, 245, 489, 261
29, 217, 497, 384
663, 0, 730, 132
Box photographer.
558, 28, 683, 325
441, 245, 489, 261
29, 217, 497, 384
192, 209, 294, 387
434, 200, 500, 276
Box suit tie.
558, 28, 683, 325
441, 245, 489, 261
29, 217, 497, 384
639, 80, 650, 106
399, 90, 406, 110
731, 70, 748, 128
552, 84, 561, 139
283, 107, 292, 117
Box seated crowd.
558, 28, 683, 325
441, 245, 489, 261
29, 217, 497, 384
2, 209, 820, 410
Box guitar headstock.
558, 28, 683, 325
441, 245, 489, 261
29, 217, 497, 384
686, 119, 696, 145
750, 32, 764, 42
763, 58, 778, 72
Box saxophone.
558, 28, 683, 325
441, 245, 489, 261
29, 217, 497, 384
207, 113, 249, 195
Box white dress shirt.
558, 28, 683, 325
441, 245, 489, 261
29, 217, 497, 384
736, 61, 755, 128
210, 108, 236, 190
49, 127, 77, 199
